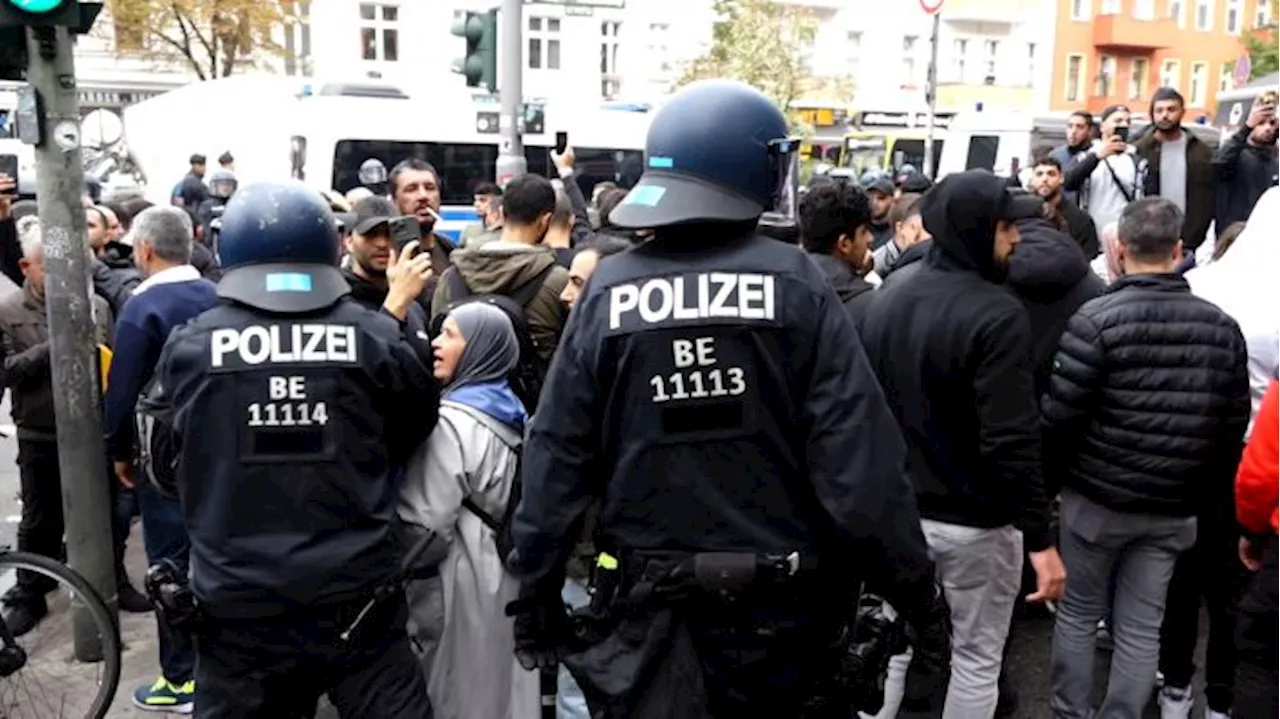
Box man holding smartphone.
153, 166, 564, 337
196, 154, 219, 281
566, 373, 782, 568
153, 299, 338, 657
1213, 93, 1279, 231
1064, 105, 1148, 236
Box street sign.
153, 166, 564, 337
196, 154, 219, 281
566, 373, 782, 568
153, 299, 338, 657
1234, 56, 1252, 88
920, 0, 944, 14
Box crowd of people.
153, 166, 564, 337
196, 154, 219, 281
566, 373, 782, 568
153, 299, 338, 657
0, 77, 1273, 719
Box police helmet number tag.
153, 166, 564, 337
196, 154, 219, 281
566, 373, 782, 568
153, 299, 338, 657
238, 372, 338, 463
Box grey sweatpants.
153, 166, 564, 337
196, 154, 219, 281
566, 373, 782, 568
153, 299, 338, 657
876, 519, 1023, 719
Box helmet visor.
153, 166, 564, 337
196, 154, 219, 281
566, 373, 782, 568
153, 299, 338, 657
767, 138, 801, 222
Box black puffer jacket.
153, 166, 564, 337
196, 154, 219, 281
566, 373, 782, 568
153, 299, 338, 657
1042, 273, 1251, 515
1005, 218, 1105, 399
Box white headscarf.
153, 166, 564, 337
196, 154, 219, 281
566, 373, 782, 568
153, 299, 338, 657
1187, 187, 1280, 429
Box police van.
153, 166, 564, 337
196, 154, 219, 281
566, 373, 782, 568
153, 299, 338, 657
938, 110, 1222, 182
122, 75, 649, 243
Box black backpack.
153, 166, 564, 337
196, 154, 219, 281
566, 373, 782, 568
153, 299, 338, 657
134, 376, 181, 497
430, 265, 554, 414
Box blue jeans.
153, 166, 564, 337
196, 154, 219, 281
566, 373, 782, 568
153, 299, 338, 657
557, 580, 590, 719
135, 480, 195, 684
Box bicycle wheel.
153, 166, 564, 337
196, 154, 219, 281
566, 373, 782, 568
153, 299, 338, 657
0, 550, 121, 719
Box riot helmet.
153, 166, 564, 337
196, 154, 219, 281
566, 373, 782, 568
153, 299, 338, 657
215, 181, 350, 314
610, 80, 799, 230
208, 169, 238, 200
359, 158, 389, 196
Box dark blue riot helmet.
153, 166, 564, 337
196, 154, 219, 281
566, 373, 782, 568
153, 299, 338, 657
216, 181, 350, 314
610, 80, 799, 230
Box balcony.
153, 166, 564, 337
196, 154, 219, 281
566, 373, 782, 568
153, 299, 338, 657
1092, 14, 1177, 50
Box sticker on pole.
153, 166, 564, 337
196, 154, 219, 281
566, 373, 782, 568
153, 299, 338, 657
53, 121, 80, 152
920, 0, 944, 14
1234, 56, 1252, 88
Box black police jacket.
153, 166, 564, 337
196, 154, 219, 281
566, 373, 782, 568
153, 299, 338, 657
154, 297, 439, 618
509, 232, 937, 625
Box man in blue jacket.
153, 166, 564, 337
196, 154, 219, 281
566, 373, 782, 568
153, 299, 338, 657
104, 206, 219, 714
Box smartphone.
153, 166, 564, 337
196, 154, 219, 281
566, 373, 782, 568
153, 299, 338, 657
1260, 91, 1278, 109
555, 131, 569, 155
1113, 126, 1130, 142
0, 154, 17, 194
389, 216, 422, 251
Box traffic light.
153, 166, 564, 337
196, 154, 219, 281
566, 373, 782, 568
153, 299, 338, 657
1, 0, 84, 28
451, 10, 497, 92
1, 1, 103, 80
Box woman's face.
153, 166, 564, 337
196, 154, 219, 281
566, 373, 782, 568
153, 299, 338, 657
431, 316, 466, 383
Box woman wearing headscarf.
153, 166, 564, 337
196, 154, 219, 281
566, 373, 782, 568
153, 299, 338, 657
399, 302, 538, 719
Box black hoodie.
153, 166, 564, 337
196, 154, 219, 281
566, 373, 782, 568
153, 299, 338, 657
860, 172, 1052, 551
1005, 218, 1105, 399
807, 252, 876, 329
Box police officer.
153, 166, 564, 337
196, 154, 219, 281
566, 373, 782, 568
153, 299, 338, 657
152, 182, 438, 718
507, 80, 951, 717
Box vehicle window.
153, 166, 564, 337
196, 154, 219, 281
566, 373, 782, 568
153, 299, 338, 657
570, 146, 643, 198
965, 135, 1000, 172
334, 140, 561, 204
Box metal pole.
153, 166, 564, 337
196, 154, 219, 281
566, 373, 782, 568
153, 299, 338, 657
25, 24, 117, 662
923, 12, 940, 179
495, 0, 526, 185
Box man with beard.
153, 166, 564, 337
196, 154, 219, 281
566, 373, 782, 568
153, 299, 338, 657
1135, 88, 1215, 252
389, 159, 455, 302
1050, 111, 1096, 180
860, 170, 1066, 718
1213, 95, 1279, 230
865, 175, 897, 249
1030, 157, 1099, 258
340, 196, 433, 360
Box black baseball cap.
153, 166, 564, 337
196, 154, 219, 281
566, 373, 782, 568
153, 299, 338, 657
1001, 191, 1045, 222
350, 196, 398, 235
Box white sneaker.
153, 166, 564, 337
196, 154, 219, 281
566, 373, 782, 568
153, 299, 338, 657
1157, 685, 1194, 719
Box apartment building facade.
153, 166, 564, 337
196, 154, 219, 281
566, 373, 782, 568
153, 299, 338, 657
1049, 0, 1269, 116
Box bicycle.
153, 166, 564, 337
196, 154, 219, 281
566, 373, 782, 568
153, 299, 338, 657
0, 547, 122, 719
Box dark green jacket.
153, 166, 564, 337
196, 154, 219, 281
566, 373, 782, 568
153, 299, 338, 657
1135, 131, 1215, 250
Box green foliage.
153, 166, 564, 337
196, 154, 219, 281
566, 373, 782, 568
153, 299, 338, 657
1245, 31, 1278, 79
677, 0, 820, 130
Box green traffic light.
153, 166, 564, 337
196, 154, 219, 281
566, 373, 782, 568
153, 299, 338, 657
8, 0, 67, 13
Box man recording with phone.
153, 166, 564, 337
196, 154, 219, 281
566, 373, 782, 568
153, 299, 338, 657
1064, 104, 1147, 235
341, 196, 433, 359
1214, 92, 1279, 231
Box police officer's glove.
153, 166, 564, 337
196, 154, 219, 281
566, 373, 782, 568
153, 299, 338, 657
505, 584, 571, 671
900, 583, 952, 713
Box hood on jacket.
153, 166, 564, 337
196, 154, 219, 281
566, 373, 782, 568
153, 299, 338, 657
450, 240, 557, 296
920, 171, 1009, 281
446, 381, 527, 433
808, 253, 875, 303
101, 241, 134, 269
1006, 217, 1090, 302
891, 239, 931, 274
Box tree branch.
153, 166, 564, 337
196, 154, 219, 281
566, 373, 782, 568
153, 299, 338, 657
148, 27, 207, 81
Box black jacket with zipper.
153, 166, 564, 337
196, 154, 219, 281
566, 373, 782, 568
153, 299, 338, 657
1041, 273, 1251, 515
860, 172, 1052, 551
1134, 131, 1216, 250
807, 253, 876, 330
1213, 125, 1280, 231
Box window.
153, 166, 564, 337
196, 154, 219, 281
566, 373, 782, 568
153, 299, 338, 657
1227, 0, 1244, 30
1189, 61, 1208, 105
284, 0, 313, 76
903, 35, 919, 85
1066, 54, 1085, 101
1196, 0, 1214, 28
1129, 57, 1150, 99
983, 39, 999, 81
847, 31, 863, 77
1134, 0, 1156, 17
1220, 61, 1235, 91
1169, 0, 1186, 26
952, 38, 968, 81
528, 16, 562, 70
1026, 42, 1037, 86
1256, 0, 1273, 27
1097, 54, 1117, 96
359, 3, 399, 62
1101, 0, 1121, 13
1070, 0, 1090, 20
1161, 59, 1181, 90
600, 21, 621, 76
648, 23, 672, 80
